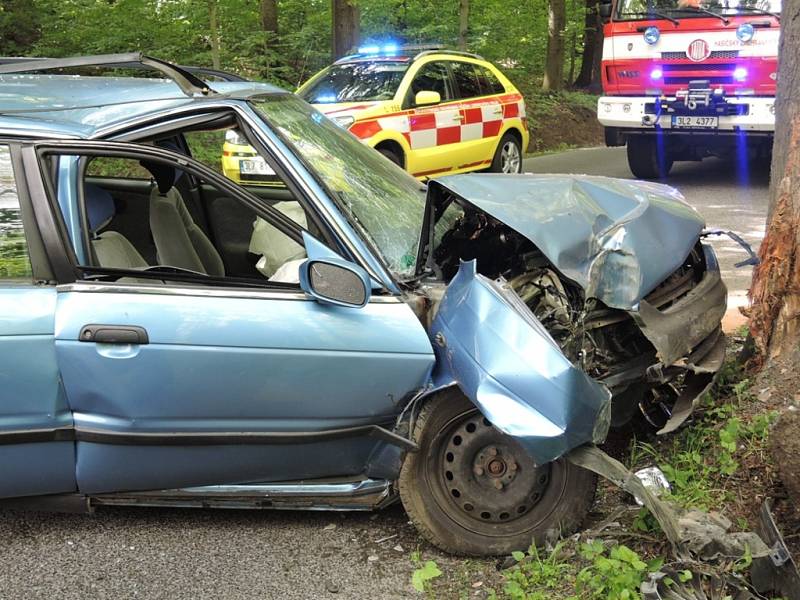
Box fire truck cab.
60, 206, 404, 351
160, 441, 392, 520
597, 0, 779, 179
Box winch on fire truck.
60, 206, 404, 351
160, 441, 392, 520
597, 0, 779, 179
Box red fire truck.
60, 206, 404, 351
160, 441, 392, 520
597, 0, 779, 179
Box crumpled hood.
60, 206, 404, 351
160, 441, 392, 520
431, 174, 705, 310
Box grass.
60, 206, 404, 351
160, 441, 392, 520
626, 356, 778, 512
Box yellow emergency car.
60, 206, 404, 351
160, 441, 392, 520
222, 45, 529, 181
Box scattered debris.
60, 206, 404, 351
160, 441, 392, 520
374, 534, 398, 544
323, 523, 337, 531
393, 544, 404, 553
567, 445, 800, 599
633, 467, 671, 506
325, 581, 340, 594
367, 555, 379, 562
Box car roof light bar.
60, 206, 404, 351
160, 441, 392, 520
336, 44, 484, 64
0, 53, 225, 97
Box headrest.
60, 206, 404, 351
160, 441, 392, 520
85, 183, 115, 232
139, 139, 184, 194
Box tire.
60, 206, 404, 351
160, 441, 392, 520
489, 133, 523, 173
626, 135, 673, 179
377, 146, 403, 168
398, 391, 596, 556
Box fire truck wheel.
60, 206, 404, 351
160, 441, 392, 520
627, 136, 673, 180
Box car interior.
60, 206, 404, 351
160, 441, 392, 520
67, 124, 323, 287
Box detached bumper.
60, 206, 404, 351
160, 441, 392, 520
597, 95, 775, 133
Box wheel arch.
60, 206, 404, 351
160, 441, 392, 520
373, 138, 406, 169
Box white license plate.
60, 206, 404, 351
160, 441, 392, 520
240, 157, 275, 175
672, 116, 719, 128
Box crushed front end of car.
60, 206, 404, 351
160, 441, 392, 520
412, 173, 727, 461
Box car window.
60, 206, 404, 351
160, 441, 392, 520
53, 134, 314, 287
0, 145, 33, 284
475, 65, 506, 95
449, 61, 483, 100
409, 61, 454, 104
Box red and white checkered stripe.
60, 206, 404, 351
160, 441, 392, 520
348, 93, 526, 150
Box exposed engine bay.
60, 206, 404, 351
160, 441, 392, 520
409, 188, 726, 433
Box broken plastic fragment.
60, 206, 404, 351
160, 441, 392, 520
633, 466, 671, 506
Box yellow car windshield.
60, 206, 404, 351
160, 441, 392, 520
299, 61, 409, 104
252, 94, 426, 277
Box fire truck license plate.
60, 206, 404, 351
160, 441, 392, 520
672, 116, 719, 128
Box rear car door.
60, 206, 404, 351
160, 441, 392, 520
448, 60, 506, 167
26, 140, 435, 496
0, 143, 76, 498
403, 60, 461, 177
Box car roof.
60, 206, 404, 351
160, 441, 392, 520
0, 74, 284, 139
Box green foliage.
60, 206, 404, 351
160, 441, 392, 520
6, 0, 596, 90
629, 358, 779, 511
573, 542, 663, 600
410, 550, 442, 595
491, 541, 575, 600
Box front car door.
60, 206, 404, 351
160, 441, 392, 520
23, 131, 434, 495
0, 143, 76, 498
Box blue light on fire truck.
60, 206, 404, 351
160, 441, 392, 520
733, 67, 748, 82
736, 23, 755, 43
358, 45, 381, 55
650, 68, 663, 80
643, 27, 660, 45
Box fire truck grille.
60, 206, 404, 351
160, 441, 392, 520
662, 62, 737, 86
660, 50, 740, 60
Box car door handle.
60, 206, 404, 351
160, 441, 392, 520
79, 325, 149, 345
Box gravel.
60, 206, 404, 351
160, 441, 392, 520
0, 505, 426, 599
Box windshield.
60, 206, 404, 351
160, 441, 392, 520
252, 95, 426, 277
616, 0, 781, 19
299, 61, 409, 104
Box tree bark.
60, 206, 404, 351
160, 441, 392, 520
260, 0, 278, 35
208, 0, 221, 70
543, 0, 567, 91
748, 0, 800, 365
574, 0, 604, 91
457, 0, 470, 51
332, 0, 360, 60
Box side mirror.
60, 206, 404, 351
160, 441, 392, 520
414, 90, 441, 107
299, 257, 371, 308
598, 1, 612, 19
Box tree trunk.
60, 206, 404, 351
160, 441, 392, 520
207, 0, 221, 70
260, 0, 278, 35
457, 0, 470, 51
574, 0, 603, 90
332, 0, 360, 60
543, 0, 567, 91
748, 0, 800, 365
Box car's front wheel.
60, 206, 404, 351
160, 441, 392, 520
489, 133, 523, 173
398, 391, 596, 556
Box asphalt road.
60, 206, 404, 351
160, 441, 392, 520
0, 147, 770, 600
523, 147, 770, 302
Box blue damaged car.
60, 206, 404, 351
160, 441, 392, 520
0, 55, 727, 555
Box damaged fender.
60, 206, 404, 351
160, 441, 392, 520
429, 260, 612, 465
